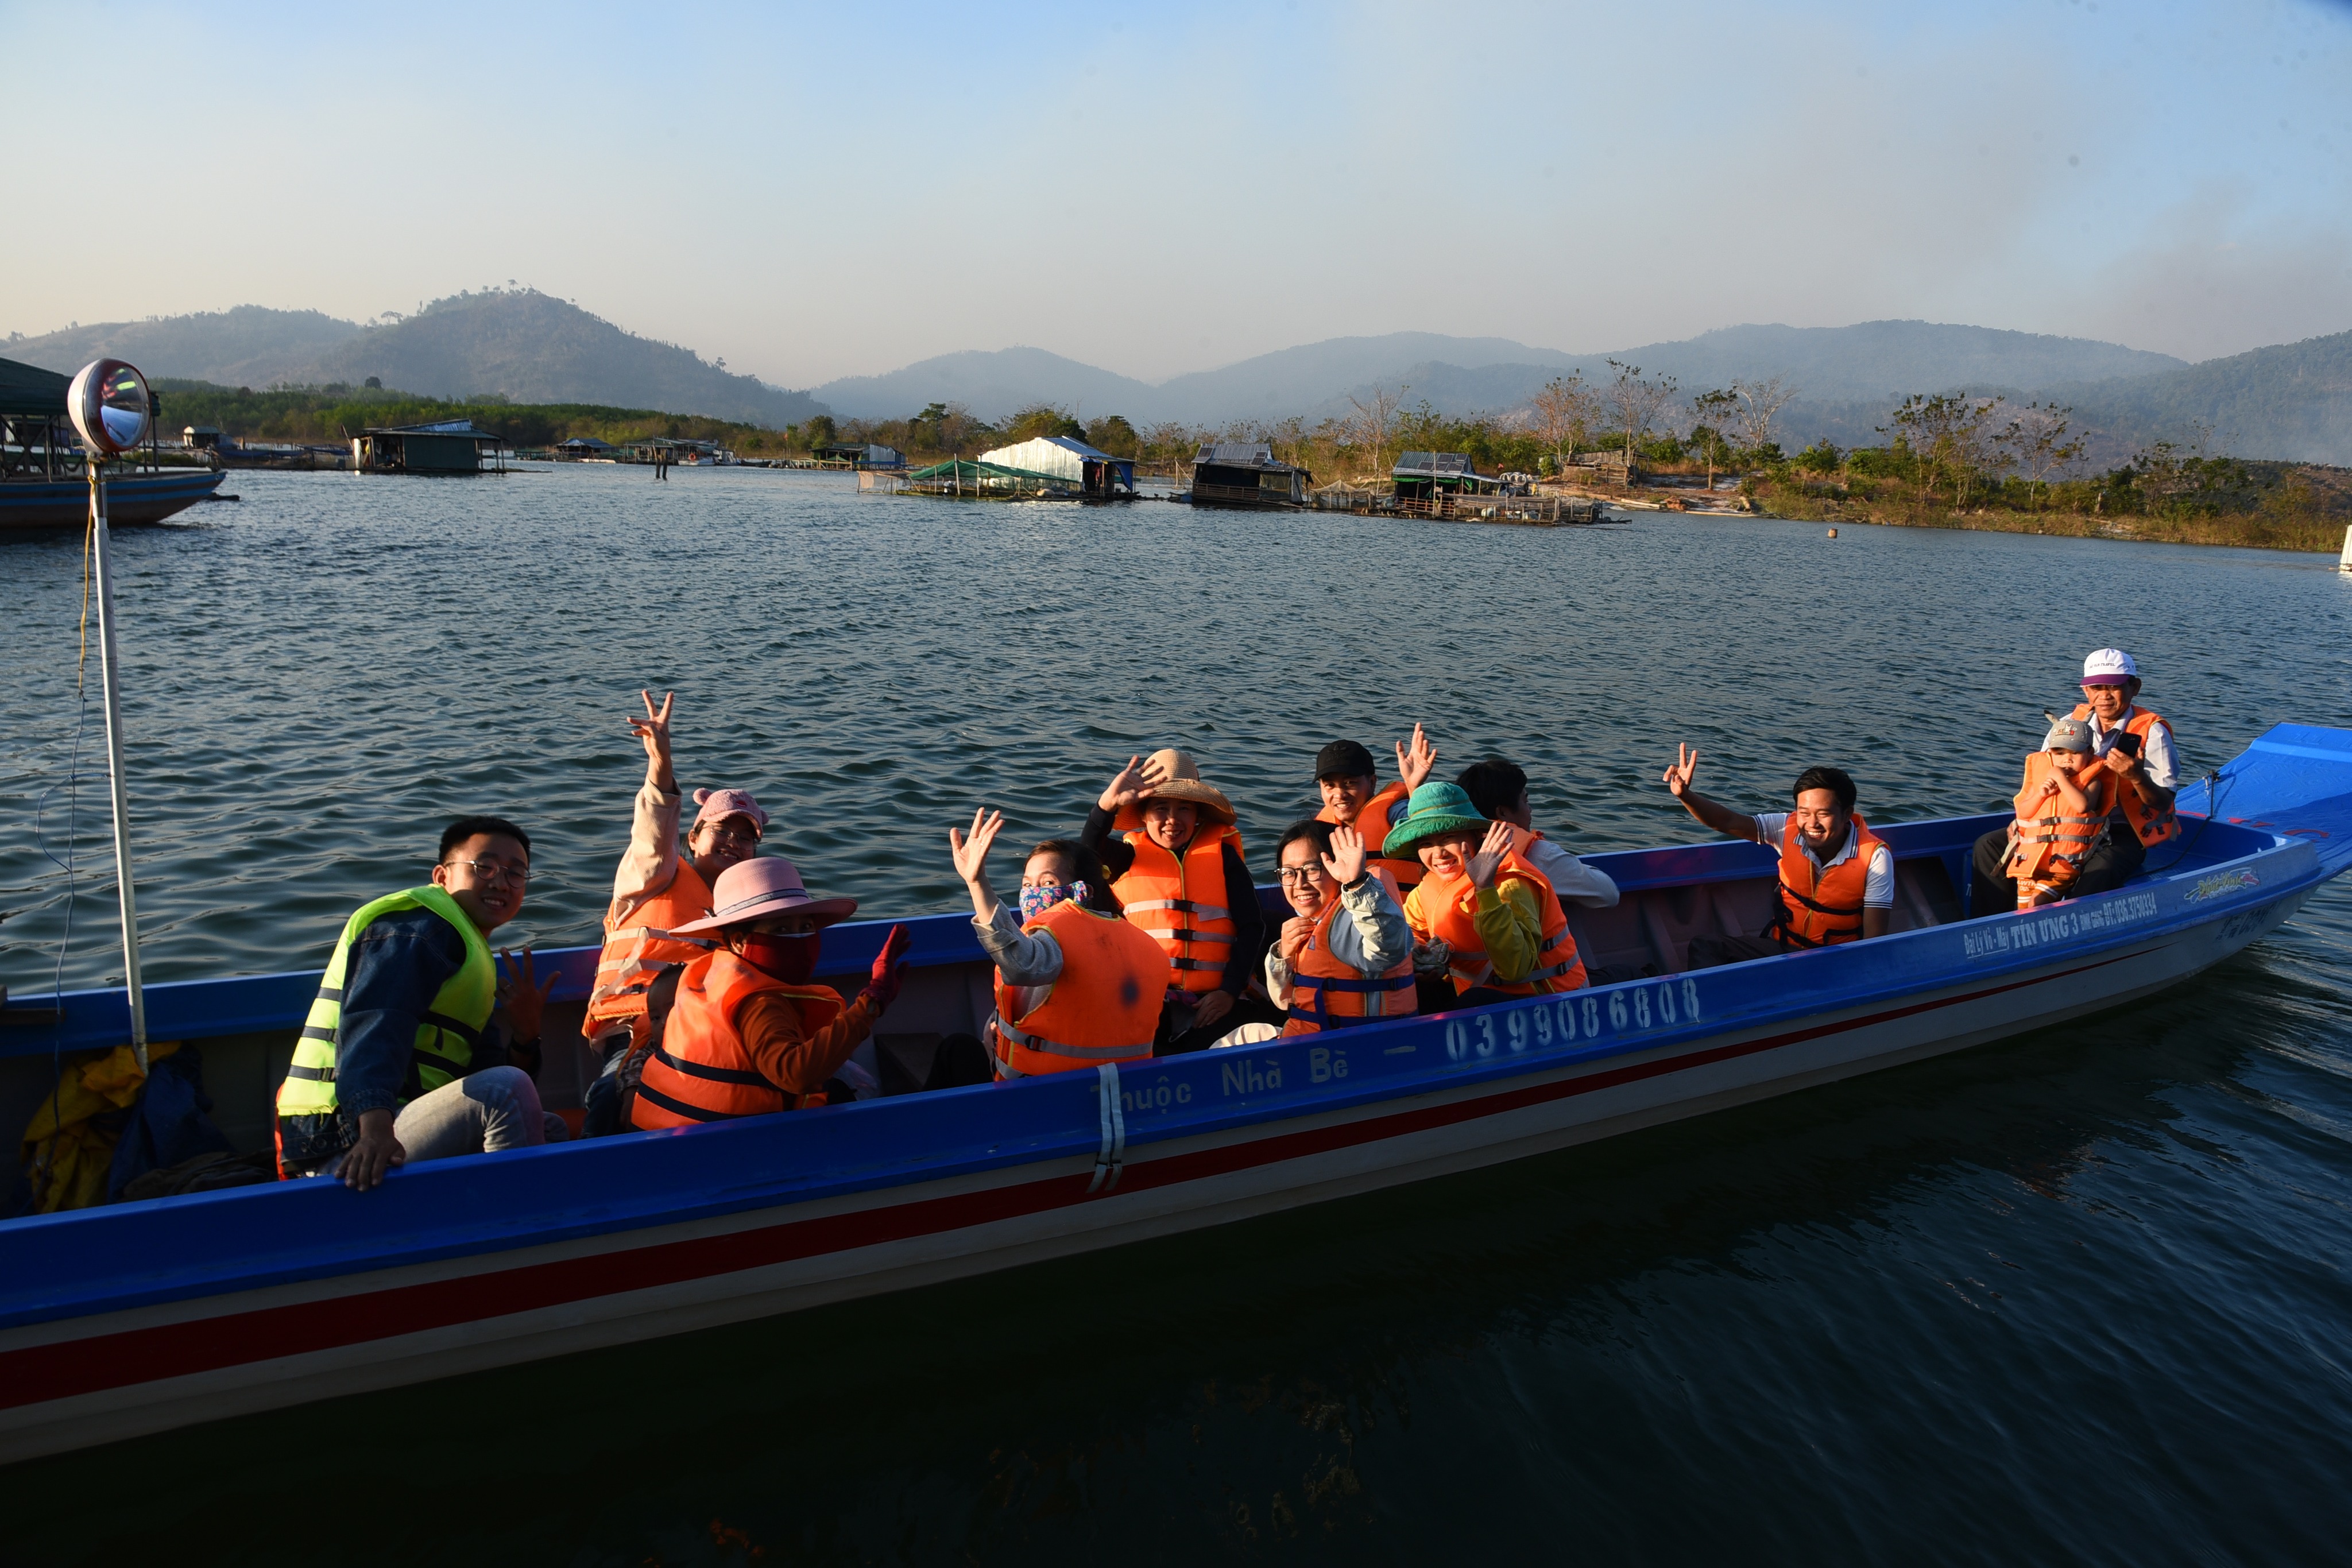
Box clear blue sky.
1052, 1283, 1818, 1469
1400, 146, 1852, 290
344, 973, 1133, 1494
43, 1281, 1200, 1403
4, 0, 2347, 385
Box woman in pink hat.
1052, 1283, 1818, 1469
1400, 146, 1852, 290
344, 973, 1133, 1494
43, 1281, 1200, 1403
585, 692, 773, 1071
626, 857, 910, 1130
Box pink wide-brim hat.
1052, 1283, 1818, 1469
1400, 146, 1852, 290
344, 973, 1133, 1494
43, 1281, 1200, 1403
672, 855, 856, 934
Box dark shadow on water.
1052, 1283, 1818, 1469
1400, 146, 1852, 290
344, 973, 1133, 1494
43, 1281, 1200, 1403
8, 944, 2350, 1567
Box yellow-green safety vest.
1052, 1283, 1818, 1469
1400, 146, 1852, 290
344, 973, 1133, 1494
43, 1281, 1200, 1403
276, 884, 496, 1118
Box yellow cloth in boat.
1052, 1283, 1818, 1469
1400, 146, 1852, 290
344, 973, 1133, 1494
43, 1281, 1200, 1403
16, 1041, 180, 1214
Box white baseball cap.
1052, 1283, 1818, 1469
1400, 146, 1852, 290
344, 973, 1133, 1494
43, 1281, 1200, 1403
2081, 647, 2139, 686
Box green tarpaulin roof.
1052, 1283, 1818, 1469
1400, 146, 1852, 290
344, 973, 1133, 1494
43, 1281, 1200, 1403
0, 355, 70, 418
906, 458, 1069, 483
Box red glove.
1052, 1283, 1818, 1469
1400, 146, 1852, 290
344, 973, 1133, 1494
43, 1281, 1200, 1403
860, 924, 912, 1013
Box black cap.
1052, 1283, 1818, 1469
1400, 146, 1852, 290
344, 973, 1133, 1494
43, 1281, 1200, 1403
1314, 740, 1377, 781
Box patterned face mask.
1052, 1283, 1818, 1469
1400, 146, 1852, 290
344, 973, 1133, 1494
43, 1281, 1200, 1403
1019, 881, 1089, 923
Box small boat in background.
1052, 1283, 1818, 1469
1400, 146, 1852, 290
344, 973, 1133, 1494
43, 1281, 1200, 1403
2, 724, 2348, 1463
2, 355, 225, 529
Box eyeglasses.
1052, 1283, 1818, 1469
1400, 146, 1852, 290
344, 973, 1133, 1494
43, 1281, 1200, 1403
700, 823, 761, 846
1276, 865, 1331, 886
443, 857, 529, 885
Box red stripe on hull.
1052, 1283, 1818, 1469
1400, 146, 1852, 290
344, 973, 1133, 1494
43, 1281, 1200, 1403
0, 951, 2134, 1413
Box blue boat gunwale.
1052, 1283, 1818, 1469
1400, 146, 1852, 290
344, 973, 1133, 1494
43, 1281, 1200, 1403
0, 807, 2257, 1062
0, 799, 2318, 1332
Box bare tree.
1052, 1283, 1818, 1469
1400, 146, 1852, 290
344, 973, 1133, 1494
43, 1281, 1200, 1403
1731, 375, 1798, 456
1527, 373, 1597, 471
1347, 383, 1408, 481
1688, 387, 1739, 492
1883, 393, 2002, 512
1993, 401, 2083, 512
1604, 360, 1678, 466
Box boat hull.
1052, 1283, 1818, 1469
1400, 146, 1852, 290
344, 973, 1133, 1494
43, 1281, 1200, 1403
3, 723, 2349, 1462
0, 470, 228, 529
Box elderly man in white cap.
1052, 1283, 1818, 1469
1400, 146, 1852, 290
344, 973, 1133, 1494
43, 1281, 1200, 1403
583, 691, 773, 1067
1967, 648, 2180, 918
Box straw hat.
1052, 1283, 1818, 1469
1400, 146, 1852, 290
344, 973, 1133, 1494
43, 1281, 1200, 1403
672, 855, 857, 934
1138, 748, 1236, 824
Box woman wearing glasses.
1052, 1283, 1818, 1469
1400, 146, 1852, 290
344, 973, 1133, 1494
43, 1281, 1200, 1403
276, 815, 567, 1188
1264, 819, 1417, 1037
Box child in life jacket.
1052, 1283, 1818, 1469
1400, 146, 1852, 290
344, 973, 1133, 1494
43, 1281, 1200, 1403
2004, 717, 2113, 911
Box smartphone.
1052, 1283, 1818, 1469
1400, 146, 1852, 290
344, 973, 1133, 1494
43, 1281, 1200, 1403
2113, 731, 2144, 758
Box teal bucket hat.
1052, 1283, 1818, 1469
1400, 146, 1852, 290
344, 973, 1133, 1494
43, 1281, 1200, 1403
1382, 782, 1492, 859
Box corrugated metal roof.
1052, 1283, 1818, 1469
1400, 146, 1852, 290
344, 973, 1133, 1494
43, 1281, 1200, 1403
373, 420, 503, 440
1392, 451, 1479, 479
977, 435, 1125, 484
0, 355, 71, 418
1196, 442, 1274, 464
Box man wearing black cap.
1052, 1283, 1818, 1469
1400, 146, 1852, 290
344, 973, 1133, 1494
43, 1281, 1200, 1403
1315, 725, 1437, 891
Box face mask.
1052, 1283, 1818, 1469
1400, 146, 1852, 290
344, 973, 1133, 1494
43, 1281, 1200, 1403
738, 930, 818, 985
1019, 881, 1088, 923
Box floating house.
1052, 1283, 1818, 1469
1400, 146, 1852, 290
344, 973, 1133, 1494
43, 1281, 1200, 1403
1391, 451, 1492, 502
816, 441, 905, 470
895, 458, 1076, 498
354, 420, 505, 475
978, 436, 1135, 497
1189, 442, 1307, 508
554, 436, 616, 460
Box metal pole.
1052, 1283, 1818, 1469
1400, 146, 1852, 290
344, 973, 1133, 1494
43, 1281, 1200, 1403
87, 462, 148, 1071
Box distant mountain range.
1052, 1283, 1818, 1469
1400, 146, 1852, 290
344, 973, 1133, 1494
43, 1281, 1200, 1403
812, 322, 2191, 428
9, 296, 2345, 461
4, 292, 826, 428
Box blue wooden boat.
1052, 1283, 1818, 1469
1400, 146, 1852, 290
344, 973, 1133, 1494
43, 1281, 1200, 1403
0, 469, 227, 529
2, 724, 2348, 1463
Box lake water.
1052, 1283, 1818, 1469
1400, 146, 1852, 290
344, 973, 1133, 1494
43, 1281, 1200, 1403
3, 468, 2351, 1562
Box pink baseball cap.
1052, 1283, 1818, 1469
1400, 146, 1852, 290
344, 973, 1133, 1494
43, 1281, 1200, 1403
692, 787, 769, 834
672, 855, 856, 934
2080, 648, 2140, 686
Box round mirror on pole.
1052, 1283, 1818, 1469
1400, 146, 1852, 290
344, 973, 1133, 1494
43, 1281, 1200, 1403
68, 358, 153, 457
68, 357, 157, 1070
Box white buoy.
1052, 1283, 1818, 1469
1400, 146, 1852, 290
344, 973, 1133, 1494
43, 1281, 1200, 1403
2339, 524, 2351, 571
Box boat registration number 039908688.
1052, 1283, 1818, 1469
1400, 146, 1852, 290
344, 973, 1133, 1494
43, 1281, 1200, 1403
1442, 979, 1703, 1062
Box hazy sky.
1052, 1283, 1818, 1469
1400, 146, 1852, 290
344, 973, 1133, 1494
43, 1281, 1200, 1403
5, 0, 2348, 386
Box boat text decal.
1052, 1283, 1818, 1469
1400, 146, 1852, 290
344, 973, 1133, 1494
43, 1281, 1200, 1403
2185, 868, 2260, 903
1960, 889, 2160, 959
1445, 978, 1703, 1063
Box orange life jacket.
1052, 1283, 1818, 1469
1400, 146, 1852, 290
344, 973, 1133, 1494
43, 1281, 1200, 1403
988, 899, 1170, 1077
1769, 812, 1887, 949
585, 860, 717, 1047
1406, 853, 1587, 996
2005, 754, 2110, 910
1282, 866, 1418, 1035
2068, 702, 2180, 846
1322, 780, 1422, 890
629, 949, 841, 1128
1113, 822, 1245, 996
